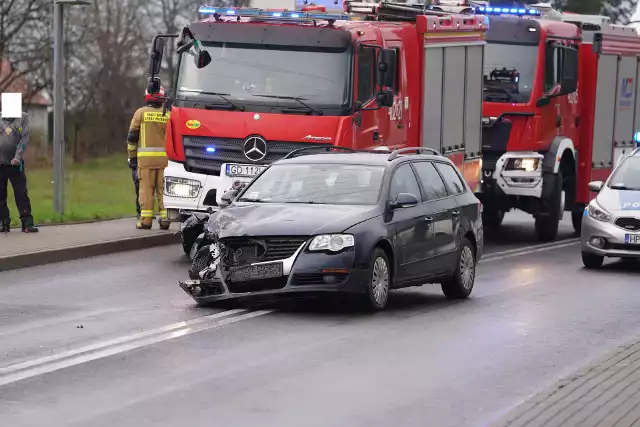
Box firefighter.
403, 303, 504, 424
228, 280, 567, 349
0, 107, 38, 233
127, 87, 170, 230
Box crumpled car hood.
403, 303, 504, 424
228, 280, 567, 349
205, 203, 378, 239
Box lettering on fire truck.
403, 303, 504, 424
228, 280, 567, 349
388, 97, 403, 121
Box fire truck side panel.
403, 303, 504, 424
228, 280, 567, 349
612, 56, 638, 166
421, 46, 444, 154
442, 47, 466, 154
591, 55, 617, 174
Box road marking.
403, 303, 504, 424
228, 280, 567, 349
0, 308, 273, 388
482, 239, 580, 263
483, 238, 580, 260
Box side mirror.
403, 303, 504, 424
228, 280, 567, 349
376, 89, 394, 108
148, 37, 165, 76
560, 47, 578, 95
219, 189, 238, 208
147, 77, 162, 95
177, 39, 194, 55
390, 192, 419, 209
588, 181, 604, 192
376, 48, 397, 90
195, 50, 212, 69
536, 96, 551, 107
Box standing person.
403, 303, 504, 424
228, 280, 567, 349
0, 107, 38, 233
128, 155, 141, 219
126, 87, 170, 230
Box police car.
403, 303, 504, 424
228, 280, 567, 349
581, 147, 640, 268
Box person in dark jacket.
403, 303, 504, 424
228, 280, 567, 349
0, 109, 38, 233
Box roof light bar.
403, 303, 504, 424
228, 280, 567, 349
198, 5, 351, 21
475, 5, 541, 16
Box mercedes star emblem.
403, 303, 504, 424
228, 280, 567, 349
243, 136, 268, 162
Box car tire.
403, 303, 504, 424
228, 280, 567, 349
582, 251, 604, 269
535, 170, 563, 242
189, 246, 212, 280
441, 238, 476, 299
363, 248, 391, 311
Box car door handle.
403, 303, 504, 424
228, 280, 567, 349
452, 211, 460, 216
424, 216, 433, 222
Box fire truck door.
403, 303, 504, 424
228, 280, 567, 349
380, 41, 408, 147
353, 45, 381, 149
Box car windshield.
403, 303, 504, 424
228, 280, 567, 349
608, 156, 640, 190
176, 42, 351, 108
484, 42, 538, 104
237, 163, 385, 205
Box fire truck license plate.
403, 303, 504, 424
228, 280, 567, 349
625, 234, 640, 244
230, 262, 283, 282
226, 164, 267, 178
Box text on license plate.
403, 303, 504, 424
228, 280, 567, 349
230, 262, 283, 282
625, 234, 640, 244
226, 164, 267, 178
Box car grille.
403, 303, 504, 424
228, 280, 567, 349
615, 217, 640, 231
227, 277, 288, 293
182, 136, 329, 176
220, 237, 308, 266
605, 242, 640, 252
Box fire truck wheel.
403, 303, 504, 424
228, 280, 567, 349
482, 208, 504, 228
535, 170, 563, 242
572, 211, 583, 234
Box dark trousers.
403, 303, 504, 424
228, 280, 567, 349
0, 164, 32, 222
132, 167, 140, 217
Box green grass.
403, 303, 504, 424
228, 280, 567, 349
7, 155, 137, 227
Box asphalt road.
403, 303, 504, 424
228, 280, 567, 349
4, 211, 639, 427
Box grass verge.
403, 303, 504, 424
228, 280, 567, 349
6, 155, 137, 227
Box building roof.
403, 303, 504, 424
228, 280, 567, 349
0, 59, 51, 107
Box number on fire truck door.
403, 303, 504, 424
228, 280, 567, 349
388, 97, 403, 121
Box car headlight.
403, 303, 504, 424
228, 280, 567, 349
308, 234, 355, 252
165, 177, 201, 198
588, 201, 611, 222
504, 158, 540, 172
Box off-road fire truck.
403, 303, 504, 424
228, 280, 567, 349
454, 3, 640, 241
145, 2, 489, 223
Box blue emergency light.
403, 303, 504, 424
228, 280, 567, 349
475, 6, 541, 16
198, 5, 351, 21
206, 147, 216, 153
634, 131, 640, 143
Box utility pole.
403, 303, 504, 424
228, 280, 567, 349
52, 0, 91, 216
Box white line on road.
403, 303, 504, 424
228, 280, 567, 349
481, 239, 581, 263
0, 308, 272, 388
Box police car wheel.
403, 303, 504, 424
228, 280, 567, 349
582, 251, 604, 269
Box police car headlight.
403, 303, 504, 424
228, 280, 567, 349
309, 234, 355, 252
588, 201, 611, 222
165, 177, 201, 198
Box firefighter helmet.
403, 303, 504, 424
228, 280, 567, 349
145, 86, 165, 104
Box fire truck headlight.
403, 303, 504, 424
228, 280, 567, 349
504, 157, 540, 173
165, 177, 202, 198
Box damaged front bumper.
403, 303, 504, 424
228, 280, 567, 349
178, 241, 369, 304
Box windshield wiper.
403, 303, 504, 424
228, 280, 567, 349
252, 94, 323, 116
610, 183, 638, 190
237, 198, 270, 203
184, 91, 245, 111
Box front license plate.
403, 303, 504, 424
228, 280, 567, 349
225, 164, 267, 178
625, 234, 640, 244
230, 262, 283, 282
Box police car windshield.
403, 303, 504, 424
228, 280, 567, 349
237, 163, 385, 205
176, 42, 351, 109
484, 43, 537, 104
609, 156, 640, 191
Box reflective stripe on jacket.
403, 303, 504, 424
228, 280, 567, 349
127, 105, 169, 169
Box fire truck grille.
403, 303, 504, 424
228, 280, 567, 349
182, 136, 329, 176
615, 217, 640, 231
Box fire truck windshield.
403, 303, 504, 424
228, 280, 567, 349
484, 42, 538, 104
175, 42, 351, 112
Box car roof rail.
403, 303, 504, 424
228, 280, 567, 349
282, 145, 357, 159
387, 147, 441, 161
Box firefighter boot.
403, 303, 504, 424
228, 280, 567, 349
158, 220, 171, 231
21, 216, 38, 233
136, 219, 152, 230
0, 219, 9, 233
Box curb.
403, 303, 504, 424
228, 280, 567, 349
0, 233, 180, 272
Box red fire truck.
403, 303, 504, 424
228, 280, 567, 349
145, 2, 488, 224
470, 4, 640, 241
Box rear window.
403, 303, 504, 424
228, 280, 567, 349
434, 162, 467, 195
